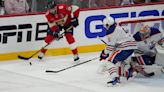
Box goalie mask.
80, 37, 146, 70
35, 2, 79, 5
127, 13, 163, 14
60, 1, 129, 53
139, 25, 151, 39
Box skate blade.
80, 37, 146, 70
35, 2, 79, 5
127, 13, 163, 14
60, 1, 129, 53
107, 83, 121, 87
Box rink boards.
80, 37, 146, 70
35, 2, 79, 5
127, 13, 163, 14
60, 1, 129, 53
0, 3, 164, 60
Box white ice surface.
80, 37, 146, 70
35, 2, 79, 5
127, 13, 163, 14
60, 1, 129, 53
0, 52, 164, 92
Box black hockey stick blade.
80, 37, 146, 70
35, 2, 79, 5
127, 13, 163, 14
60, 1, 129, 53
18, 55, 31, 60
45, 57, 98, 73
144, 72, 155, 77
45, 70, 59, 73
18, 55, 33, 65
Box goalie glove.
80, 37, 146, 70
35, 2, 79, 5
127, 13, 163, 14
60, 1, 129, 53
158, 37, 164, 48
148, 41, 156, 50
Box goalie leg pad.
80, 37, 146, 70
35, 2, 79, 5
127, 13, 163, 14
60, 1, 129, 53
97, 60, 108, 74
132, 55, 155, 65
125, 65, 137, 80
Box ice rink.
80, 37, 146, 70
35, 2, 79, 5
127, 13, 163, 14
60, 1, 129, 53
0, 51, 164, 92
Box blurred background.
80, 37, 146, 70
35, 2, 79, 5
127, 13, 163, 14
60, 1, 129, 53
0, 0, 164, 15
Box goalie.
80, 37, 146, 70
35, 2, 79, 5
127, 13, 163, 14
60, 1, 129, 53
99, 16, 137, 86
115, 23, 164, 80
131, 23, 164, 74
38, 0, 80, 62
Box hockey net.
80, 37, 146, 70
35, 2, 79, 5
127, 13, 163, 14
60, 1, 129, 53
118, 16, 164, 66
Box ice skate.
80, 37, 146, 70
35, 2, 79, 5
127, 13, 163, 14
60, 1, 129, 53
73, 54, 80, 64
127, 67, 137, 80
107, 77, 120, 87
38, 49, 47, 60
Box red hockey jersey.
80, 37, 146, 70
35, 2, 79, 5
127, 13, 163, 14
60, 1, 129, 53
45, 4, 80, 32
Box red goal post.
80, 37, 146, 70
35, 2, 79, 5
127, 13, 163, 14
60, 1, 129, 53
118, 16, 164, 25
118, 16, 164, 34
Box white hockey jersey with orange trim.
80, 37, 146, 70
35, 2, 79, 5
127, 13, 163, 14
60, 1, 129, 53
105, 25, 137, 51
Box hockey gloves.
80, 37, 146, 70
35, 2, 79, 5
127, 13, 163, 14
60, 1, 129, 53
148, 41, 156, 50
100, 50, 109, 61
53, 32, 63, 41
71, 17, 79, 28
158, 37, 164, 48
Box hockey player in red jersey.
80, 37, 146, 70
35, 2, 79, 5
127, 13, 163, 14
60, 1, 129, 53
38, 0, 80, 62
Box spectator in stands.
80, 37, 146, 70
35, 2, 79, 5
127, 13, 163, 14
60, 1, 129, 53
150, 0, 161, 2
4, 0, 30, 15
89, 0, 121, 8
92, 0, 121, 8
0, 0, 4, 15
121, 0, 161, 5
106, 0, 121, 7
72, 0, 81, 7
121, 0, 134, 5
66, 0, 73, 6
133, 0, 147, 3
88, 0, 98, 8
58, 0, 67, 4
95, 0, 108, 7
72, 0, 89, 8
133, 0, 161, 4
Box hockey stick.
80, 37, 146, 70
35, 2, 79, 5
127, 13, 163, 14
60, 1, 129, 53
18, 32, 64, 60
45, 57, 99, 73
98, 37, 116, 48
132, 64, 155, 77
18, 43, 50, 60
18, 26, 73, 65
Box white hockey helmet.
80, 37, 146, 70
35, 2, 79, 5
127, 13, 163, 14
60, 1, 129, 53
103, 16, 115, 29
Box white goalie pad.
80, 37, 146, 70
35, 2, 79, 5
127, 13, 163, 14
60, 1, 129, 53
156, 48, 164, 66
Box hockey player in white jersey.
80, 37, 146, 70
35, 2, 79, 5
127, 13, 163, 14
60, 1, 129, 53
99, 16, 137, 86
132, 23, 164, 74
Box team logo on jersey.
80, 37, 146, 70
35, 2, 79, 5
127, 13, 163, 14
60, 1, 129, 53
59, 6, 64, 9
67, 6, 71, 11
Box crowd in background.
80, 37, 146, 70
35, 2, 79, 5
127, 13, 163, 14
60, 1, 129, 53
0, 0, 164, 15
